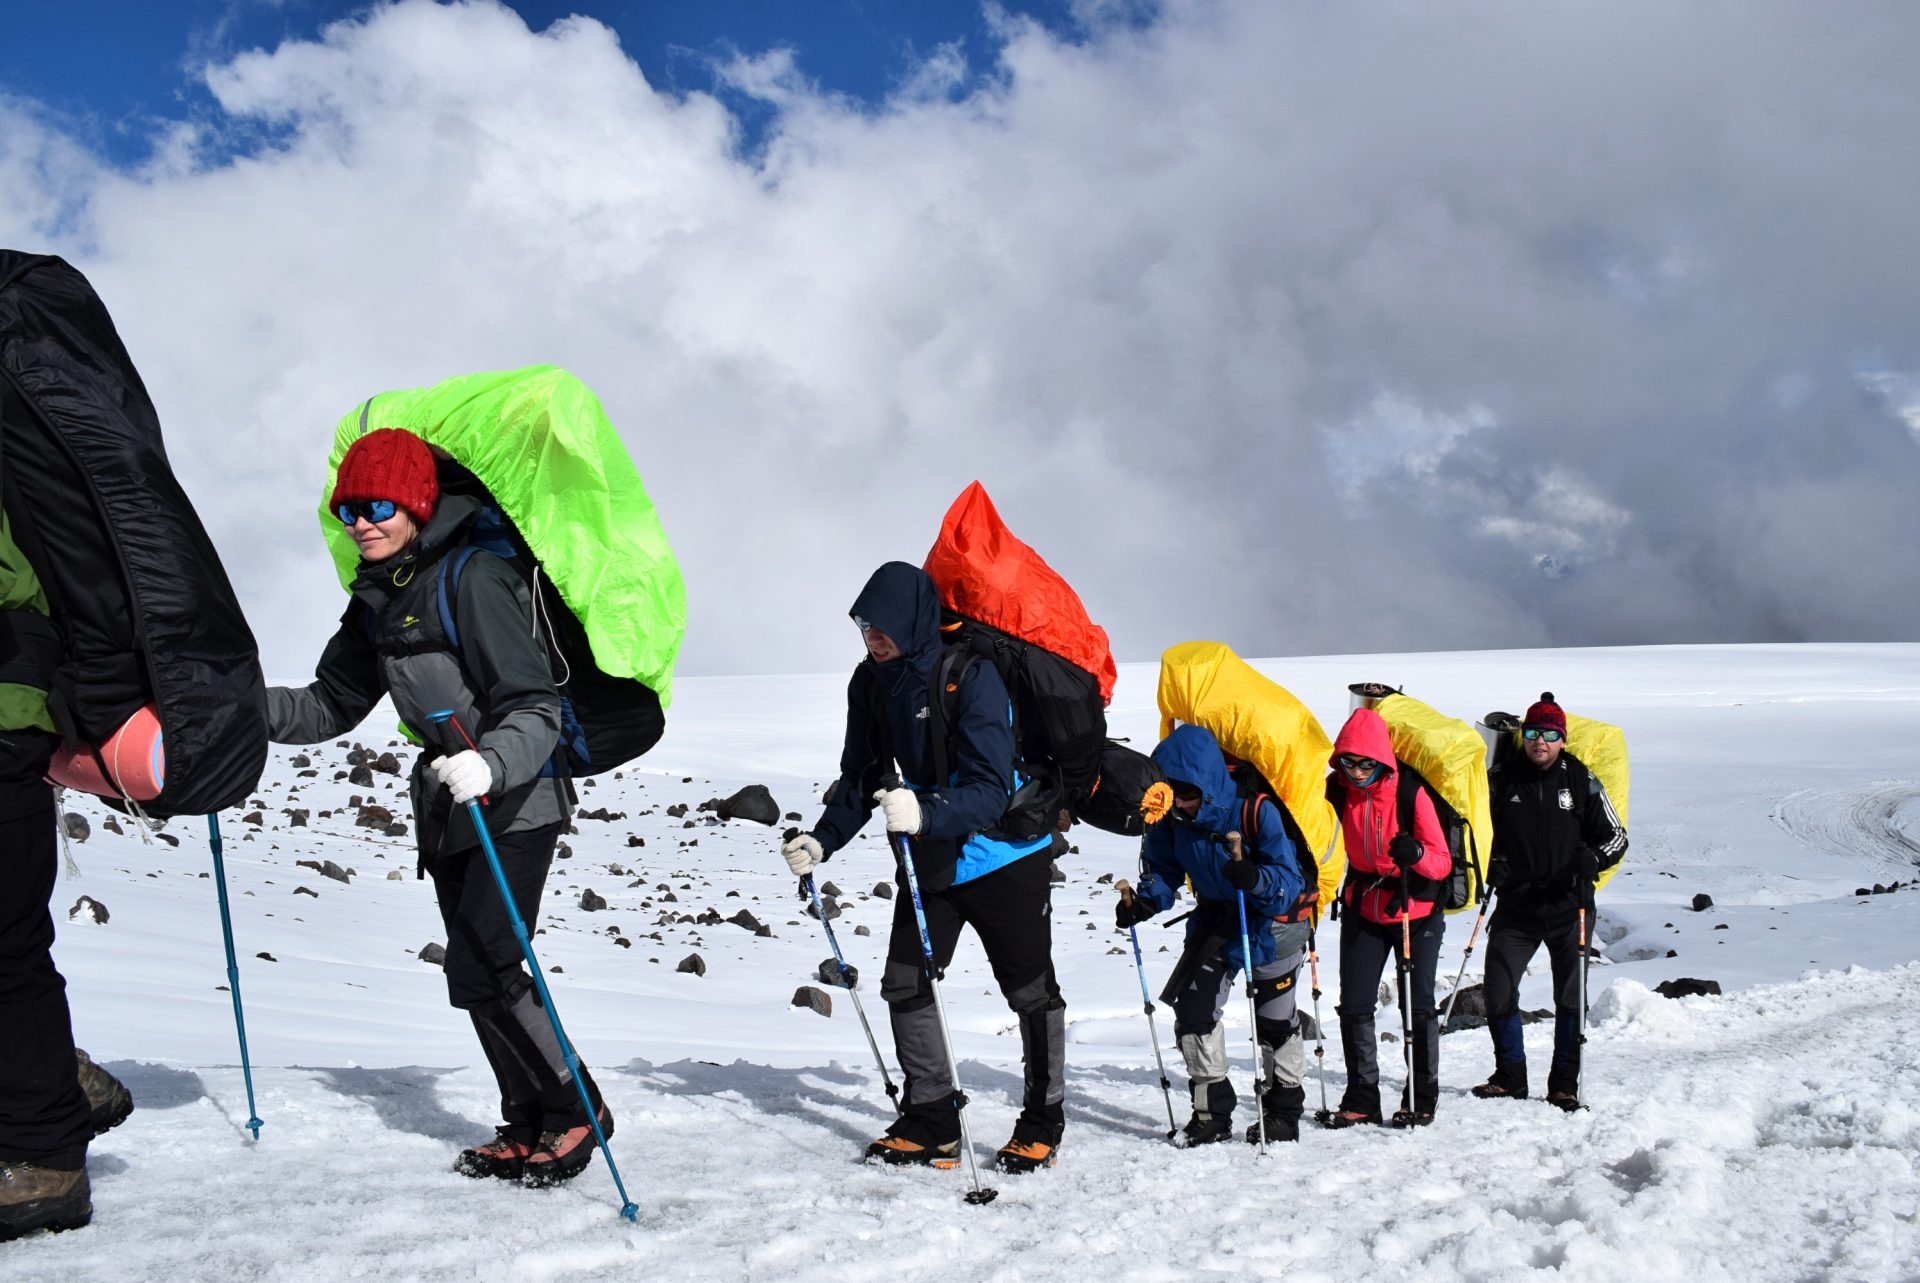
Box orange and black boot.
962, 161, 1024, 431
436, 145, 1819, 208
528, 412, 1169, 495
992, 1132, 1058, 1175
455, 1126, 538, 1181
865, 1128, 960, 1168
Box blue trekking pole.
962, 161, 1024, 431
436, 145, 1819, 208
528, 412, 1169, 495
1227, 831, 1268, 1155
1115, 878, 1178, 1141
787, 830, 899, 1108
429, 710, 638, 1223
880, 775, 997, 1207
207, 813, 264, 1140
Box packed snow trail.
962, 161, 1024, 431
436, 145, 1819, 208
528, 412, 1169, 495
10, 966, 1918, 1282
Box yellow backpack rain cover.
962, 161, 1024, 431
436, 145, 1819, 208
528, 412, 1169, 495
1371, 691, 1492, 914
1157, 642, 1345, 919
1567, 714, 1629, 891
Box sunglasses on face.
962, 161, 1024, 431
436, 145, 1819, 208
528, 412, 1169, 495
1336, 754, 1381, 775
1522, 728, 1565, 743
336, 499, 399, 527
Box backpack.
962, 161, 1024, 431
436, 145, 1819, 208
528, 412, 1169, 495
328, 371, 684, 776
1224, 755, 1327, 923
1327, 763, 1479, 910
0, 251, 267, 816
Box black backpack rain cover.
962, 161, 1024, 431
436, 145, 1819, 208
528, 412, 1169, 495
0, 251, 267, 816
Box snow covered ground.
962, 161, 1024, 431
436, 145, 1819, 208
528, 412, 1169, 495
15, 643, 1920, 1281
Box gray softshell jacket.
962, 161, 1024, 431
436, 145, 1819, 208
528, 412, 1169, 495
266, 495, 573, 860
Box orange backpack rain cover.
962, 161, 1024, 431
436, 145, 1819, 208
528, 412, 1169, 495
923, 481, 1118, 705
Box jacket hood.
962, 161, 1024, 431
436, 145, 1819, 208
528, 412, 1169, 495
850, 561, 944, 681
1151, 723, 1238, 833
1332, 707, 1399, 791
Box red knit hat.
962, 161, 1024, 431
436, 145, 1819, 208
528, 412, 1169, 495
331, 428, 438, 524
1522, 691, 1567, 737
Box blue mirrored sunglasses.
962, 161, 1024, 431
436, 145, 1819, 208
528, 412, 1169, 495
1336, 754, 1381, 774
336, 499, 399, 527
1522, 727, 1565, 743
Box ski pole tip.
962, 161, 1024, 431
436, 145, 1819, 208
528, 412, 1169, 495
964, 1187, 999, 1206
620, 1202, 640, 1223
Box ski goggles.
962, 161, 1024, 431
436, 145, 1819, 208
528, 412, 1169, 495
851, 614, 873, 633
335, 498, 399, 526
1336, 753, 1381, 775
1522, 727, 1565, 743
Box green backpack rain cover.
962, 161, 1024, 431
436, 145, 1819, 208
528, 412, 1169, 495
321, 366, 685, 770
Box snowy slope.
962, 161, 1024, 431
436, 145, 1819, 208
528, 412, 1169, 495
14, 644, 1920, 1282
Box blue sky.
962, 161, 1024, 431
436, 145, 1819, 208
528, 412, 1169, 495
8, 0, 1092, 165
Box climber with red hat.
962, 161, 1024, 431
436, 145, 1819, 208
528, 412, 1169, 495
1473, 693, 1627, 1111
265, 426, 612, 1188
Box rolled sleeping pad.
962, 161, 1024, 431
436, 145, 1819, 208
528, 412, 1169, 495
47, 703, 165, 801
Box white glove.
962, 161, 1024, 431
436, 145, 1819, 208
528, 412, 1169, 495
873, 787, 923, 835
431, 750, 495, 805
782, 833, 823, 878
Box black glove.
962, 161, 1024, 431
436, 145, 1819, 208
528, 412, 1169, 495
1223, 859, 1261, 893
1486, 857, 1511, 891
1115, 895, 1156, 928
1575, 846, 1600, 885
1389, 832, 1424, 872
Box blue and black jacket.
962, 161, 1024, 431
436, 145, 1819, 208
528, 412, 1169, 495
1135, 724, 1304, 969
810, 561, 1051, 891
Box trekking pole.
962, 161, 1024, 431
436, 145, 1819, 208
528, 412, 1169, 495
1227, 832, 1267, 1156
1575, 886, 1591, 1108
879, 777, 996, 1207
428, 711, 638, 1223
1115, 879, 1178, 1141
207, 813, 264, 1140
1440, 885, 1497, 1031
1395, 870, 1416, 1124
1306, 921, 1330, 1125
787, 830, 900, 1109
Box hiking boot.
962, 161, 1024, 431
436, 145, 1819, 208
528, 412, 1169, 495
0, 1164, 91, 1242
1389, 1109, 1435, 1128
1322, 1108, 1381, 1130
1547, 1090, 1582, 1113
522, 1105, 613, 1188
1244, 1114, 1300, 1144
1182, 1112, 1235, 1146
992, 1138, 1057, 1174
865, 1135, 960, 1168
455, 1128, 536, 1181
1474, 1061, 1528, 1100
75, 1050, 133, 1140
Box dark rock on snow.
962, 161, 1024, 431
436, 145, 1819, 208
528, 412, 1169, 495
806, 897, 841, 922
818, 958, 858, 988
676, 953, 707, 976
297, 859, 353, 884
665, 803, 689, 818
349, 765, 375, 788
61, 813, 90, 842
702, 784, 781, 827
294, 886, 319, 898
68, 896, 109, 925
1691, 893, 1714, 912
872, 882, 893, 900
1655, 977, 1722, 999
579, 889, 608, 912
419, 942, 447, 966
373, 752, 402, 775
791, 986, 833, 1017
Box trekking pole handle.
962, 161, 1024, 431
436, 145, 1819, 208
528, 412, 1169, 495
1226, 832, 1244, 860
1116, 878, 1133, 903
426, 709, 491, 808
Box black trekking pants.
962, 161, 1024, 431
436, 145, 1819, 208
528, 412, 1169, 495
1335, 909, 1444, 1116
428, 821, 600, 1134
0, 730, 90, 1170
881, 850, 1065, 1146
1485, 889, 1588, 1091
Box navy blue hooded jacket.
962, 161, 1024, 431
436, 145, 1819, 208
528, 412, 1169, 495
810, 561, 1049, 890
1136, 724, 1304, 968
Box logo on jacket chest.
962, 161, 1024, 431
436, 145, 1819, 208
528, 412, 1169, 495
1558, 788, 1574, 811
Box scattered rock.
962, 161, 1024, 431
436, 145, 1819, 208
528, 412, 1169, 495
791, 985, 833, 1017
818, 958, 859, 988
784, 811, 802, 821
556, 842, 572, 860
626, 835, 645, 848
155, 833, 179, 848
294, 886, 319, 898
61, 813, 90, 842
355, 804, 396, 829
384, 822, 408, 837
1655, 978, 1722, 999
702, 784, 781, 826
1665, 949, 1678, 958
1691, 892, 1713, 912
240, 811, 264, 827
665, 803, 689, 818
580, 889, 608, 912
102, 816, 123, 836
256, 952, 277, 962
67, 896, 109, 925
1299, 1012, 1320, 1040
728, 909, 763, 932
291, 753, 312, 768
615, 937, 631, 948
578, 806, 628, 822
676, 953, 706, 976
807, 897, 841, 921
1713, 923, 1729, 931
349, 764, 375, 787
297, 859, 353, 884
1049, 862, 1067, 885
1095, 872, 1113, 885
373, 752, 402, 775
873, 882, 893, 900
286, 809, 309, 828
387, 870, 405, 881
1442, 984, 1488, 1032
820, 880, 843, 899
854, 925, 872, 937
419, 942, 446, 966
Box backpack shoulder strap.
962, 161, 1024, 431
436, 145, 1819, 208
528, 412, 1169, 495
1394, 764, 1421, 836
1241, 793, 1265, 844
436, 545, 484, 652
925, 643, 979, 789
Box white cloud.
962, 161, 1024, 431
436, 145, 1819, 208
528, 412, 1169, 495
5, 0, 1920, 684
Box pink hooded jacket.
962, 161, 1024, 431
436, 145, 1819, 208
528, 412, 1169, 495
1331, 708, 1453, 925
